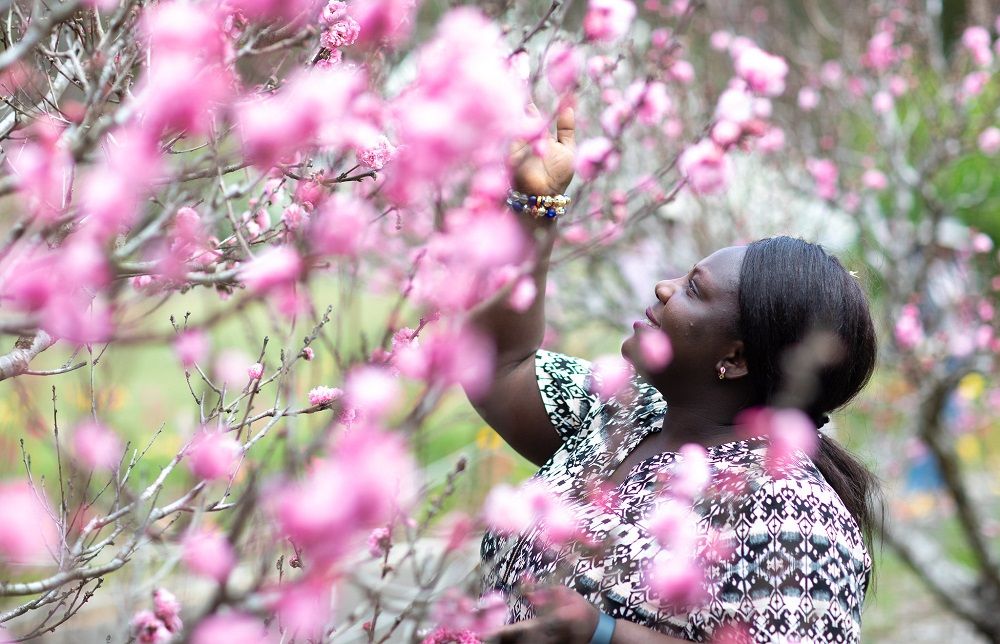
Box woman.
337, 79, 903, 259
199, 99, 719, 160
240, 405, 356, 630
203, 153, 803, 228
467, 105, 880, 644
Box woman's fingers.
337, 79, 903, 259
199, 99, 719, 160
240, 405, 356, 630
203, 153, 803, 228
555, 105, 575, 151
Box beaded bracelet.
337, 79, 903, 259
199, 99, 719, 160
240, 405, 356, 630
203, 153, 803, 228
506, 189, 570, 220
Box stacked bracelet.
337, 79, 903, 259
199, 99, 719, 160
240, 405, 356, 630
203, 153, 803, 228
506, 189, 570, 220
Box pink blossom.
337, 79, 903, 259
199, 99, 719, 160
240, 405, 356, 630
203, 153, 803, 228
174, 330, 209, 368
311, 193, 374, 257
978, 127, 1000, 155
367, 526, 392, 558
5, 119, 73, 222
820, 60, 843, 87
765, 409, 819, 473
308, 386, 344, 406
672, 444, 710, 498
507, 276, 537, 312
153, 588, 183, 633
271, 428, 417, 565
321, 1, 348, 24
628, 81, 672, 125
972, 233, 994, 254
321, 16, 361, 49
888, 75, 908, 97
575, 137, 620, 181
679, 139, 731, 195
73, 421, 122, 471
710, 120, 741, 146
894, 303, 924, 349
637, 329, 672, 370
646, 548, 704, 606
420, 627, 482, 644
481, 484, 534, 535
864, 31, 897, 71
351, 0, 419, 47
247, 362, 264, 381
281, 204, 310, 231
192, 613, 274, 644
273, 579, 333, 639
182, 527, 236, 581
734, 47, 788, 96
583, 0, 636, 43
862, 169, 888, 191
186, 430, 240, 481
756, 126, 785, 153
0, 481, 58, 564
709, 30, 731, 51
143, 2, 225, 62
135, 55, 232, 137
355, 135, 397, 170
797, 87, 819, 111
241, 246, 303, 293
715, 87, 754, 125
344, 365, 402, 419
430, 590, 506, 639
591, 354, 633, 399
962, 26, 993, 66
959, 71, 989, 103
545, 41, 584, 94
668, 60, 694, 84
806, 158, 838, 200
131, 610, 171, 644
393, 325, 495, 399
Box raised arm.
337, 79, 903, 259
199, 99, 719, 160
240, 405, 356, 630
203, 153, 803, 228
465, 104, 576, 467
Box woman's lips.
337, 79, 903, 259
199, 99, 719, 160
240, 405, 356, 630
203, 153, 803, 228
645, 306, 659, 327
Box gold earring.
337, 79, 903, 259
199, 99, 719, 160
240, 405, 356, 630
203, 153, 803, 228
718, 366, 726, 380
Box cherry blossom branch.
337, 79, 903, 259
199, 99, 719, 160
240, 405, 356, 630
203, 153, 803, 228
0, 331, 56, 382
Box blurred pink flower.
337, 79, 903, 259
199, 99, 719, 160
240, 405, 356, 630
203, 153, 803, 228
756, 126, 785, 154
710, 120, 741, 146
668, 60, 694, 84
143, 2, 225, 62
864, 31, 897, 71
507, 276, 537, 312
182, 527, 236, 581
575, 137, 620, 181
545, 41, 584, 94
351, 0, 419, 47
192, 613, 274, 644
321, 1, 348, 24
862, 169, 888, 191
797, 87, 819, 111
714, 87, 753, 125
646, 548, 704, 606
420, 627, 482, 644
591, 354, 633, 399
311, 193, 374, 257
672, 443, 710, 499
894, 303, 924, 349
153, 588, 183, 633
482, 484, 534, 535
679, 139, 731, 195
273, 579, 333, 639
806, 158, 838, 200
321, 16, 360, 49
186, 430, 240, 481
73, 421, 122, 471
978, 127, 1000, 156
174, 330, 209, 368
961, 26, 993, 66
344, 365, 402, 419
638, 329, 672, 371
734, 46, 788, 96
241, 246, 303, 293
367, 526, 391, 558
131, 610, 171, 644
393, 324, 495, 399
583, 0, 636, 43
0, 480, 58, 564
308, 386, 344, 406
5, 119, 73, 222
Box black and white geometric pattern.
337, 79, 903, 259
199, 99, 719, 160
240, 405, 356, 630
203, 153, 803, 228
480, 350, 871, 643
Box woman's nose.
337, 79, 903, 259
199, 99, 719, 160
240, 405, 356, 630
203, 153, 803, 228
655, 280, 678, 303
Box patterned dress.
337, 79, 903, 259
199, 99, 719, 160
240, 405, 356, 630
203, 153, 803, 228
480, 350, 871, 643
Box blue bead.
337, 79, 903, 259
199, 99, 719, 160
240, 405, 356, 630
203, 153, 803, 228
546, 208, 557, 218
511, 201, 523, 212
528, 195, 537, 206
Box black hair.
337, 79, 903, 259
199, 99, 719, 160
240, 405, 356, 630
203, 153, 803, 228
737, 236, 882, 591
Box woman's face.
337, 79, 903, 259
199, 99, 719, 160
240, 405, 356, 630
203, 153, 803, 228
621, 246, 746, 387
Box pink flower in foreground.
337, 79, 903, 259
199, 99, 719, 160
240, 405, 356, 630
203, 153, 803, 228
344, 365, 402, 419
0, 481, 58, 564
367, 526, 392, 558
131, 610, 171, 644
672, 443, 710, 499
420, 627, 482, 644
311, 194, 373, 257
638, 329, 672, 371
739, 407, 819, 476
978, 127, 1000, 156
507, 276, 537, 312
668, 60, 694, 84
797, 87, 819, 111
182, 527, 236, 581
174, 330, 209, 368
575, 137, 620, 181
862, 169, 888, 191
192, 613, 274, 644
583, 0, 636, 43
153, 588, 183, 633
756, 126, 785, 154
734, 46, 788, 96
393, 325, 495, 399
274, 579, 333, 639
321, 16, 360, 49
308, 386, 344, 406
186, 430, 240, 481
545, 41, 584, 94
241, 246, 303, 293
679, 139, 731, 195
591, 355, 633, 399
73, 421, 123, 471
351, 0, 419, 47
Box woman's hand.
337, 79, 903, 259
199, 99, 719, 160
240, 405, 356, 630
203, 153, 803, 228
485, 586, 599, 644
510, 103, 576, 196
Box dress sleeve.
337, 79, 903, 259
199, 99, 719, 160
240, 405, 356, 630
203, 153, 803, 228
534, 349, 601, 443
699, 477, 871, 643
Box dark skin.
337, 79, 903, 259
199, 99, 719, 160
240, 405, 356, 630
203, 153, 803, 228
467, 105, 754, 644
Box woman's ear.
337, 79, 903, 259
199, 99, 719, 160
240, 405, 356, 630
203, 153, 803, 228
718, 341, 749, 380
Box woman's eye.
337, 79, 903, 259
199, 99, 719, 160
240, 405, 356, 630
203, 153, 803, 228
687, 279, 696, 295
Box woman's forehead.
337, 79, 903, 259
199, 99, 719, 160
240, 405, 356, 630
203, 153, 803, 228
696, 246, 746, 288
